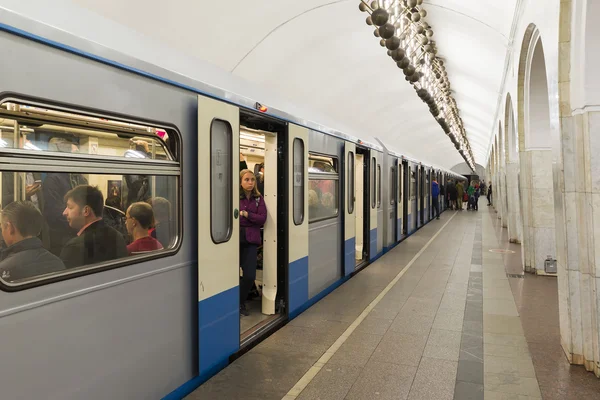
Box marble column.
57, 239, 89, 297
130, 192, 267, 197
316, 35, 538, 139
555, 0, 580, 369
574, 110, 600, 375
500, 169, 509, 228
506, 161, 522, 244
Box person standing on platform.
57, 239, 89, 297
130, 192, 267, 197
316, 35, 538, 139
487, 183, 493, 206
456, 181, 465, 211
474, 184, 480, 211
466, 182, 475, 210
431, 178, 440, 219
448, 180, 458, 210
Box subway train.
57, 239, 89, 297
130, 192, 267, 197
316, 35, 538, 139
0, 14, 466, 400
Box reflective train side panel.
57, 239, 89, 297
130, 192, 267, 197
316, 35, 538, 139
0, 29, 198, 399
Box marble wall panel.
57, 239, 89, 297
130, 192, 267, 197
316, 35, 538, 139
561, 116, 577, 193
588, 112, 600, 194
574, 113, 586, 193
593, 193, 600, 278
564, 192, 579, 270
579, 271, 594, 362
569, 269, 584, 361
532, 188, 556, 228
531, 150, 554, 189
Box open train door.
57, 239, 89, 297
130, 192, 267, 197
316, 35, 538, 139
288, 124, 309, 318
344, 142, 356, 276
197, 96, 240, 380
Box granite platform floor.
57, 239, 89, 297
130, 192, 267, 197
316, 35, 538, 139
186, 207, 600, 400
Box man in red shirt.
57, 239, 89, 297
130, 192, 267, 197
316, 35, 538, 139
126, 202, 163, 254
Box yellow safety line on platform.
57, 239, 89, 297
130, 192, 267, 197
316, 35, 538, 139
282, 211, 458, 400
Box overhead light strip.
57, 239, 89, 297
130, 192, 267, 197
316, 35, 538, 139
358, 0, 475, 170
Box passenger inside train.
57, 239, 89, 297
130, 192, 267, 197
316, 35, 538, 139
238, 124, 274, 335
0, 101, 179, 284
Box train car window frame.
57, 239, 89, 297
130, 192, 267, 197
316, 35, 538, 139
389, 166, 395, 205
308, 152, 339, 223
398, 165, 402, 201
347, 151, 355, 214
293, 138, 305, 225
371, 157, 376, 209
0, 95, 183, 292
210, 119, 233, 244
377, 164, 381, 209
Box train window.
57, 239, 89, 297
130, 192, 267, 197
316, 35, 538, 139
0, 100, 181, 290
0, 102, 174, 160
347, 151, 354, 214
377, 164, 381, 208
398, 166, 402, 201
389, 166, 395, 205
0, 172, 178, 282
371, 157, 376, 209
308, 154, 339, 223
0, 172, 178, 285
293, 138, 305, 225
411, 170, 416, 199
210, 119, 232, 243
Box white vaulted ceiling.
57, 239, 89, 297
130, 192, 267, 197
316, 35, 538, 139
5, 0, 518, 168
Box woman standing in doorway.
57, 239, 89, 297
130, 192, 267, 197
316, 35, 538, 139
239, 170, 267, 316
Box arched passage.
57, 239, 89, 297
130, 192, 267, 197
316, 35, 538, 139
504, 94, 523, 247
517, 25, 556, 275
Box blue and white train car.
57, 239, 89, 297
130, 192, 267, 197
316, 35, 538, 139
0, 7, 465, 400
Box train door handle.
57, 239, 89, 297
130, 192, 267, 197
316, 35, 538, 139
234, 209, 239, 219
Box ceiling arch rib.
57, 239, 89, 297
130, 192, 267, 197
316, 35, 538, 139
70, 0, 517, 168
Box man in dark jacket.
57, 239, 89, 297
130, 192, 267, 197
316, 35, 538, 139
0, 201, 65, 282
43, 138, 89, 256
431, 178, 440, 220
60, 185, 128, 269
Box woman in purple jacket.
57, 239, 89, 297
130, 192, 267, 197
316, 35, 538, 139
239, 169, 267, 316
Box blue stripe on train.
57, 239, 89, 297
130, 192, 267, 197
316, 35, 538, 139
344, 237, 355, 277
289, 256, 309, 319
198, 286, 239, 385
369, 228, 377, 261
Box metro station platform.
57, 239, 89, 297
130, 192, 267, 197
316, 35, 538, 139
187, 208, 600, 400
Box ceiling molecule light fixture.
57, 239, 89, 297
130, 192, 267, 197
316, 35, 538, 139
358, 0, 475, 171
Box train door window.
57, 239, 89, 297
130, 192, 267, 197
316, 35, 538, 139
377, 164, 381, 209
0, 100, 181, 290
371, 157, 376, 209
211, 120, 232, 243
308, 153, 339, 222
347, 151, 354, 214
411, 170, 416, 199
398, 165, 402, 201
389, 166, 395, 205
293, 138, 305, 225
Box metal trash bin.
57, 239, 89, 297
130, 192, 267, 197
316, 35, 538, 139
544, 255, 557, 274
